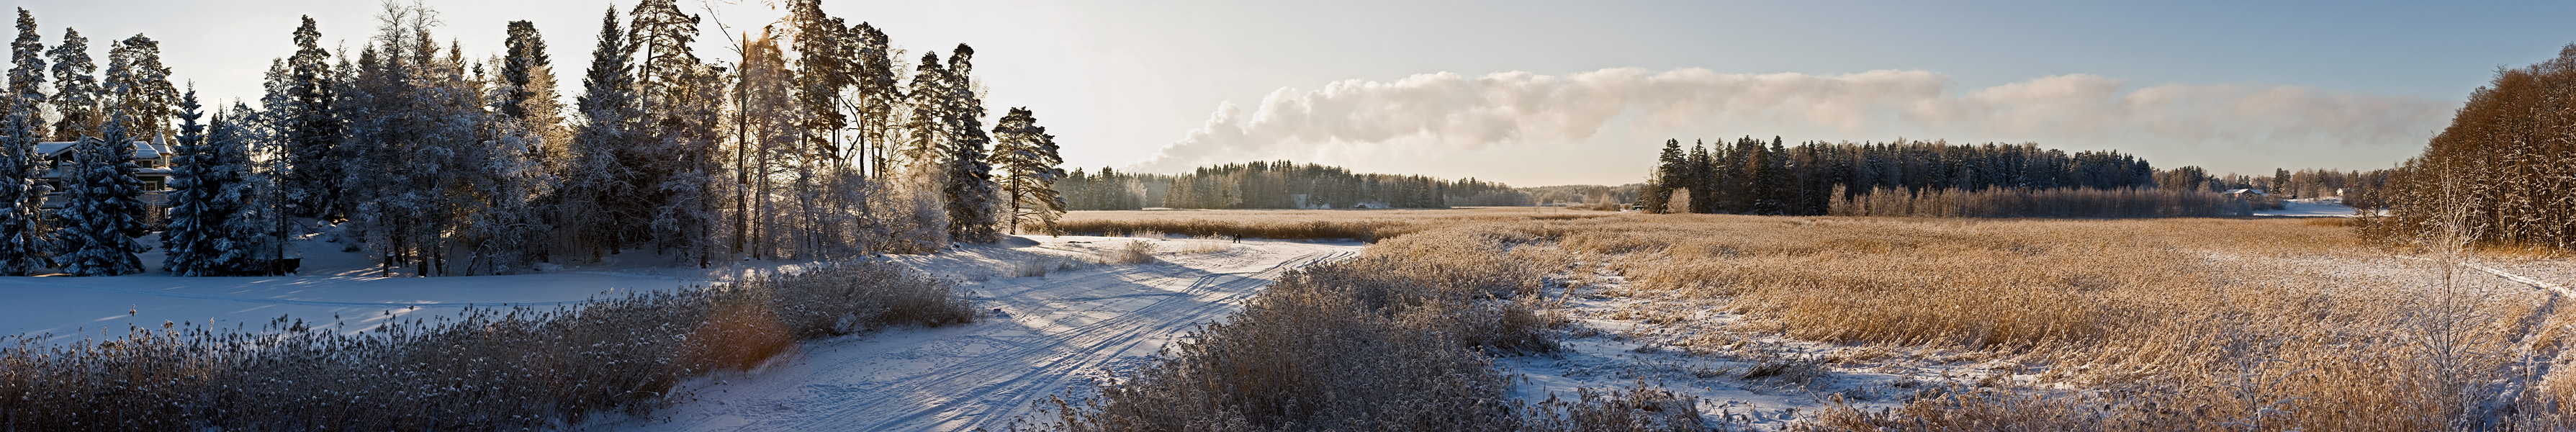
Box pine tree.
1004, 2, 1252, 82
991, 107, 1065, 234
7, 9, 42, 121
102, 35, 176, 139
55, 114, 145, 276
0, 91, 44, 274
45, 27, 94, 140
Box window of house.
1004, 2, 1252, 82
143, 178, 165, 191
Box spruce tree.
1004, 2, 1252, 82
0, 91, 43, 274
940, 45, 999, 243
208, 104, 280, 274
46, 27, 93, 140
7, 9, 41, 120
281, 16, 340, 219
163, 89, 213, 275
55, 115, 145, 276
1641, 138, 1682, 213
564, 6, 641, 260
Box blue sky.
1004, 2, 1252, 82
17, 0, 2574, 185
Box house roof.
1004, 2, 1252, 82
34, 141, 166, 159
2222, 189, 2267, 195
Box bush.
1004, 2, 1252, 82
0, 260, 970, 431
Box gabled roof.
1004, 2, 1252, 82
34, 141, 166, 159
2223, 189, 2267, 195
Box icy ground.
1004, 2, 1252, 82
2252, 197, 2362, 217
593, 236, 1360, 431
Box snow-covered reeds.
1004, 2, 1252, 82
0, 260, 969, 431
1022, 225, 1704, 431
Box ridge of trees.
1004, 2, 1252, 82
2373, 44, 2576, 249
1058, 161, 1533, 210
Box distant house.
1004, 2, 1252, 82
2221, 189, 2266, 198
34, 140, 173, 208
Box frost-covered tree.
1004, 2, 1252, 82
212, 103, 285, 274
7, 9, 42, 121
45, 27, 94, 140
0, 91, 46, 274
162, 88, 219, 275
279, 16, 341, 220
55, 114, 146, 276
562, 6, 641, 261
335, 2, 492, 276
102, 35, 176, 139
938, 45, 999, 243
990, 107, 1063, 234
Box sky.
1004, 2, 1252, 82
17, 0, 2576, 186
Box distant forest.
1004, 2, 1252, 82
1058, 161, 1531, 210
1637, 137, 2390, 217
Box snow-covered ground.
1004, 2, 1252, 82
1502, 271, 2007, 431
2252, 197, 2363, 217
1, 231, 1359, 431
0, 235, 726, 343
590, 235, 1360, 432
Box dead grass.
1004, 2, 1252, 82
0, 261, 972, 431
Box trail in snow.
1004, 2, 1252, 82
605, 236, 1360, 432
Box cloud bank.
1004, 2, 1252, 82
1131, 68, 2454, 176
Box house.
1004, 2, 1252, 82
33, 140, 174, 207
2221, 189, 2266, 198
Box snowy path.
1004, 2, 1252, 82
608, 237, 1359, 432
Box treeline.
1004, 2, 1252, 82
1522, 184, 1639, 207
1058, 161, 1531, 210
0, 1, 1073, 276
2375, 45, 2576, 248
1639, 137, 2161, 215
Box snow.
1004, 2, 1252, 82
2252, 197, 2361, 217
1498, 268, 2022, 431
598, 235, 1359, 431
4, 231, 1361, 431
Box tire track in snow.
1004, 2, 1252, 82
625, 242, 1356, 432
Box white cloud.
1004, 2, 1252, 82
1130, 68, 2454, 176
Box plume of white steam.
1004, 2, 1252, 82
1131, 68, 2452, 172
